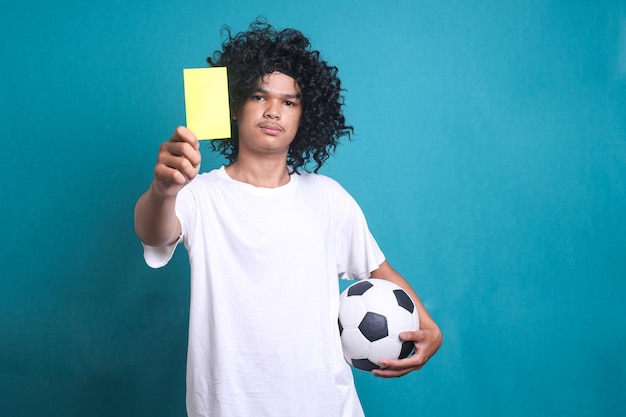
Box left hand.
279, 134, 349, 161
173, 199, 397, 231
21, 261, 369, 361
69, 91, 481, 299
372, 327, 442, 378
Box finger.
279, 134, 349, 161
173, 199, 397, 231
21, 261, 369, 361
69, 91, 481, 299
399, 330, 425, 342
371, 364, 416, 378
160, 141, 202, 169
372, 369, 410, 378
377, 357, 422, 370
157, 152, 200, 181
373, 357, 424, 378
171, 126, 199, 148
154, 163, 189, 186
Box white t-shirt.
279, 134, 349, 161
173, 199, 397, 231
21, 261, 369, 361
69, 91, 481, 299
143, 166, 385, 417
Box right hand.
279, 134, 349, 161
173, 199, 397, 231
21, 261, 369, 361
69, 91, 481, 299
152, 126, 201, 198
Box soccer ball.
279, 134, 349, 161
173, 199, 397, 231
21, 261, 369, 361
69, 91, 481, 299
338, 279, 419, 371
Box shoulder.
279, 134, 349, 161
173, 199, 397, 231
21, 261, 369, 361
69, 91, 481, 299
296, 172, 357, 206
296, 171, 346, 192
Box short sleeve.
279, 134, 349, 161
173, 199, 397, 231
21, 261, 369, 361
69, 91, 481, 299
335, 189, 385, 280
142, 235, 182, 268
140, 183, 195, 269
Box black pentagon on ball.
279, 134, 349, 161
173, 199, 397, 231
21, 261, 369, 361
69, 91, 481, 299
393, 289, 415, 313
358, 312, 388, 342
399, 341, 415, 359
338, 318, 343, 335
352, 358, 381, 371
347, 280, 373, 296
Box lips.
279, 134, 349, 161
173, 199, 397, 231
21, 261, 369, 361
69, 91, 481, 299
258, 123, 284, 135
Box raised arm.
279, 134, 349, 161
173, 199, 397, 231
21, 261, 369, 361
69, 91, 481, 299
134, 126, 201, 246
369, 260, 443, 377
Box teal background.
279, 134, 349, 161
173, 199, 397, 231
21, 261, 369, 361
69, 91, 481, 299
1, 0, 625, 416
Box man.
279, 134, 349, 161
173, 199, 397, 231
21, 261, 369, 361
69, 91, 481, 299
135, 20, 442, 417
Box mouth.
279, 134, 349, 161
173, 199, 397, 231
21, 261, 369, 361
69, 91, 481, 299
258, 123, 284, 135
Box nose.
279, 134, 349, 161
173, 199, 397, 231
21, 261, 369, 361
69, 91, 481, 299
264, 100, 280, 119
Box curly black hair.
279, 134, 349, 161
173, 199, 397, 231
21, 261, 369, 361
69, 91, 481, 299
207, 19, 353, 173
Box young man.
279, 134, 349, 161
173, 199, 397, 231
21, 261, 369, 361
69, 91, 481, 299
135, 20, 442, 417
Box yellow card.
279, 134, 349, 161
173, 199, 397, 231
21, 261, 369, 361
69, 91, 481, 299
183, 67, 231, 140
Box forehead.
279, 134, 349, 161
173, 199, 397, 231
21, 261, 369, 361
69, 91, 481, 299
257, 71, 301, 94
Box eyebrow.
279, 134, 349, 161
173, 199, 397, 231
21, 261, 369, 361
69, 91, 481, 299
253, 87, 301, 100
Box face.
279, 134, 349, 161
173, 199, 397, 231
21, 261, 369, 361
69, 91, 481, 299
234, 72, 302, 158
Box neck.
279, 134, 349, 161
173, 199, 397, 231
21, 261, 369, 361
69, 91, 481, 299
225, 156, 291, 188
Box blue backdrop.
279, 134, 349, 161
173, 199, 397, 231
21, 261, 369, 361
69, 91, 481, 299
1, 1, 625, 416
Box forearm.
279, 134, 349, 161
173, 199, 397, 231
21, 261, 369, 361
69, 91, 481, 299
134, 182, 181, 246
370, 260, 443, 377
370, 261, 440, 333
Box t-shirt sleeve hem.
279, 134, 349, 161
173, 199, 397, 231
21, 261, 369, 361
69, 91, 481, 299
339, 251, 386, 281
142, 236, 181, 268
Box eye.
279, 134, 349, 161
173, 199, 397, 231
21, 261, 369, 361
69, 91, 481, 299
284, 99, 300, 107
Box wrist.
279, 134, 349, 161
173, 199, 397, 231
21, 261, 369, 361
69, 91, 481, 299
150, 180, 180, 201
